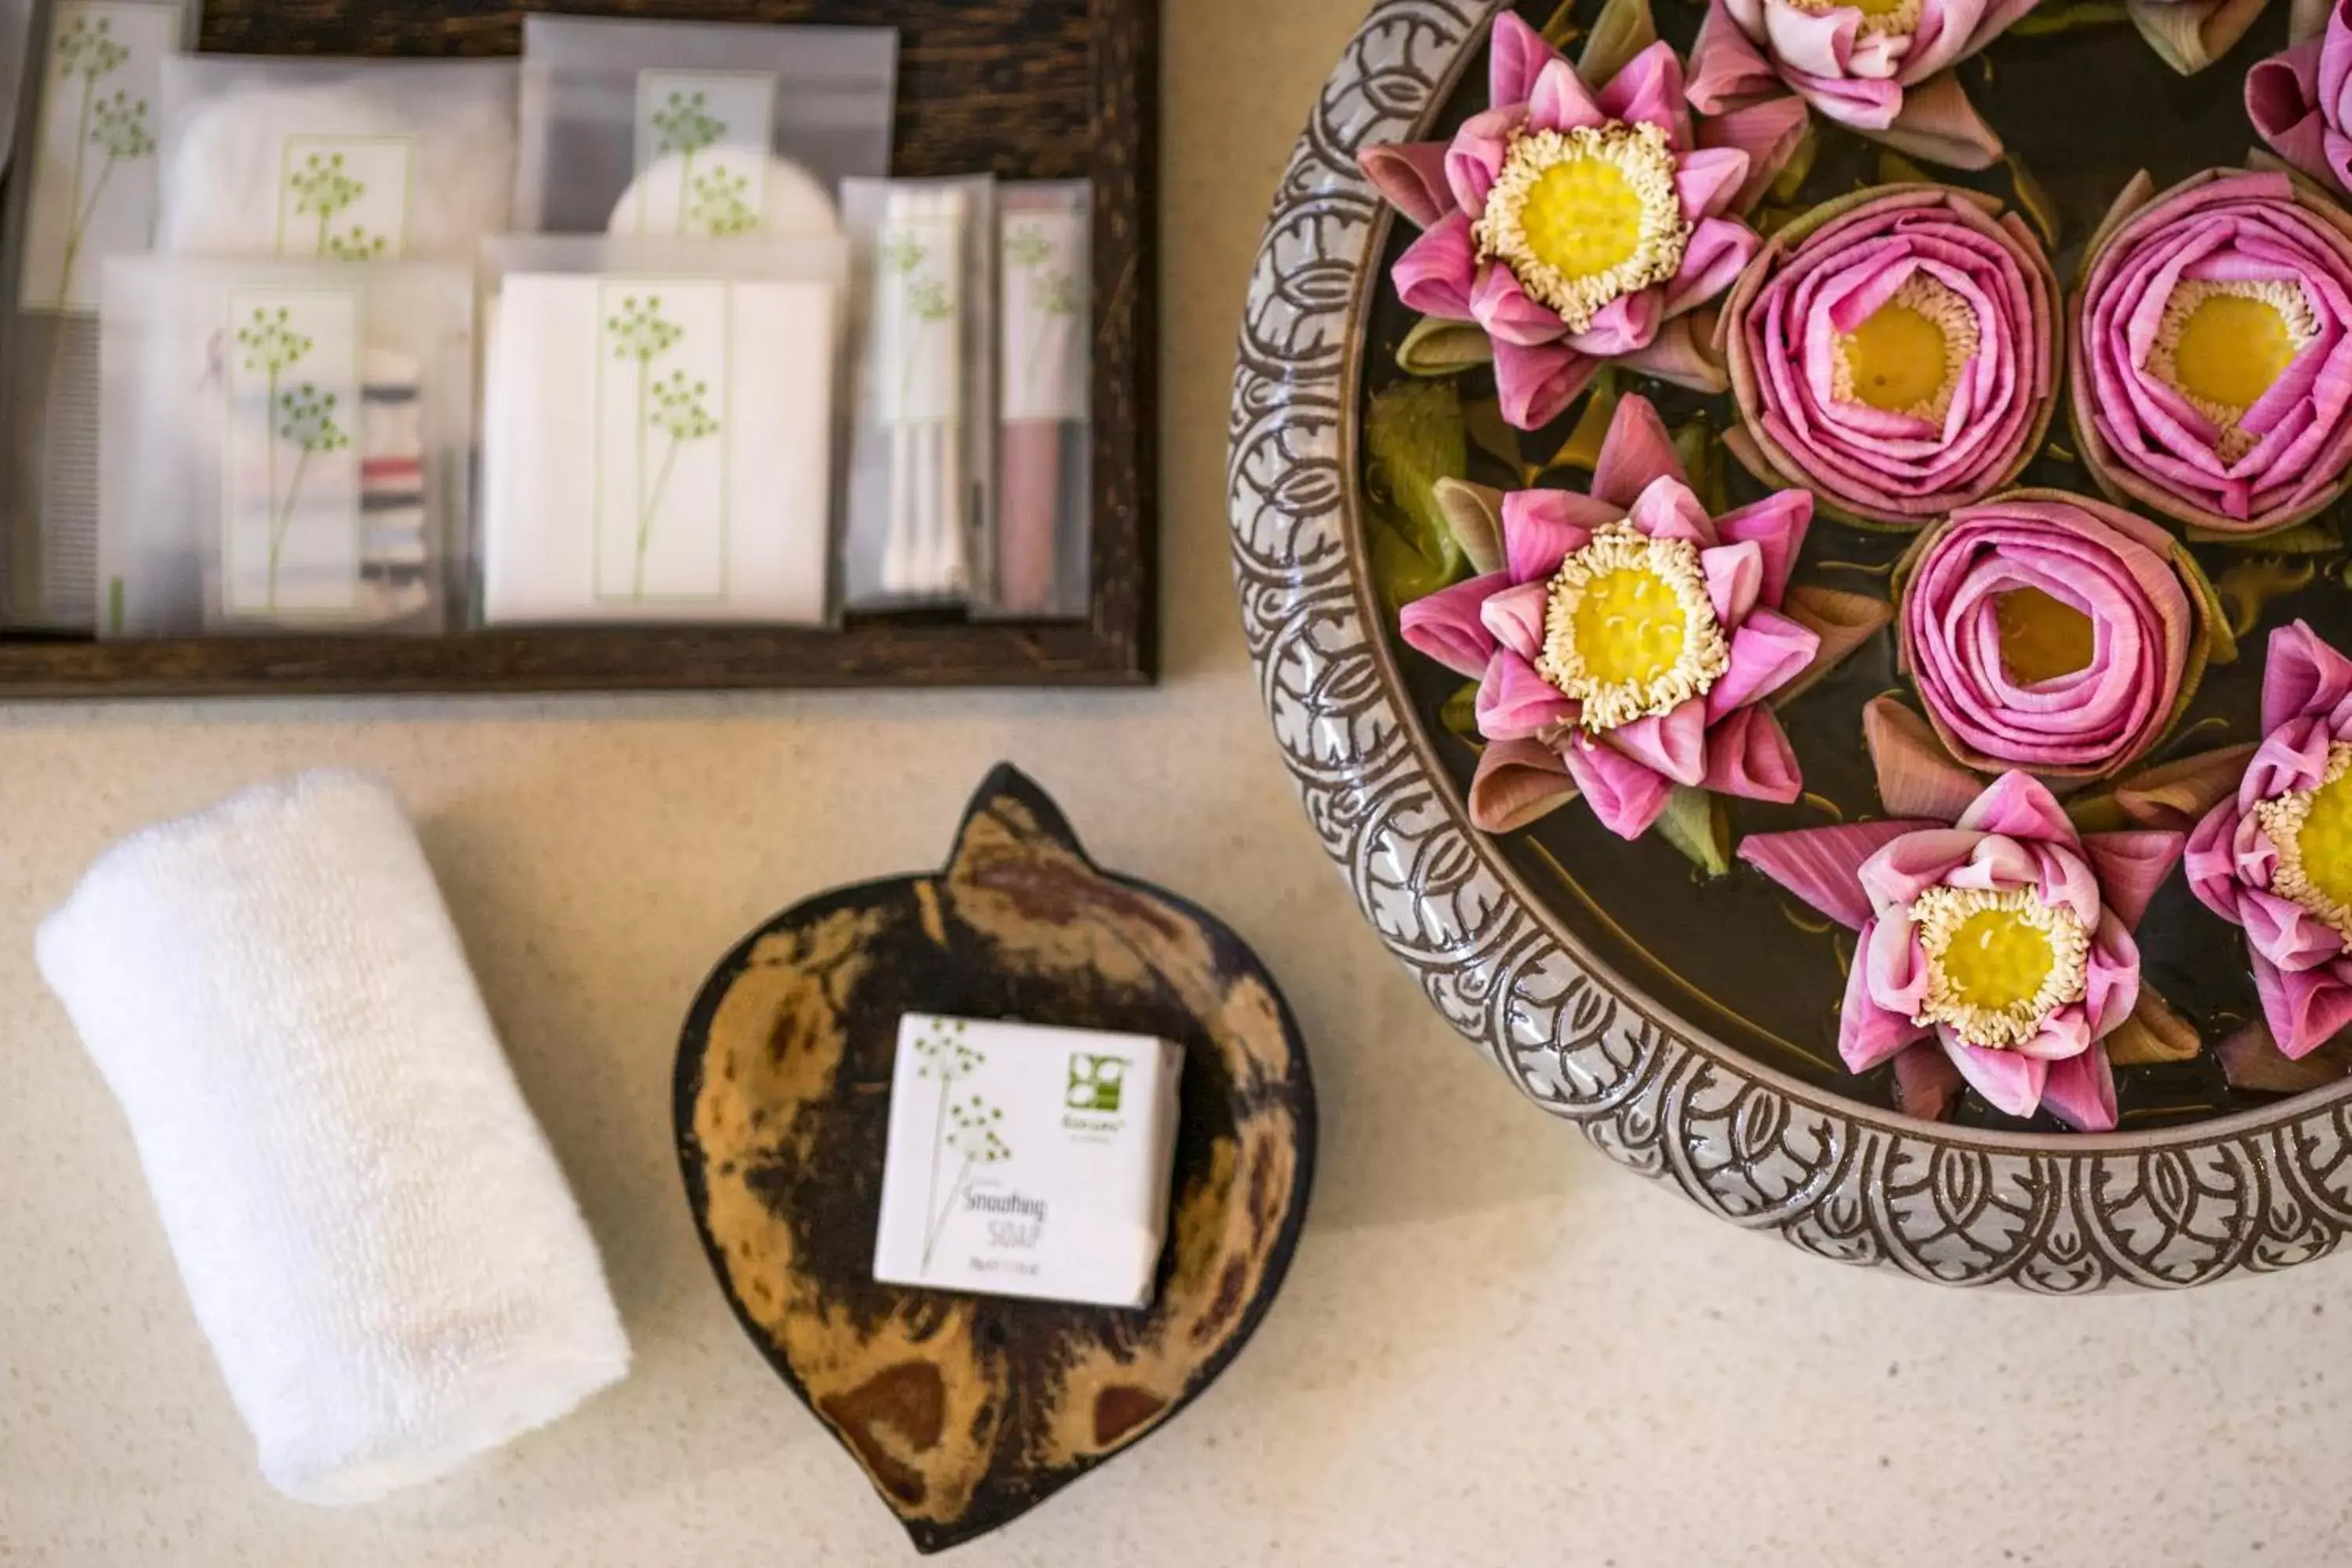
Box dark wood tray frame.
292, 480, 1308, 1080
0, 0, 1156, 697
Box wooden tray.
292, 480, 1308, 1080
0, 0, 1156, 697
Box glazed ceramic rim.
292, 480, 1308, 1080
1229, 0, 2352, 1287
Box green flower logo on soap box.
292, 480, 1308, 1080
1065, 1052, 1127, 1113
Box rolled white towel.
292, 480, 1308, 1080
36, 771, 630, 1504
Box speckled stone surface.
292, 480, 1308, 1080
4, 1, 2352, 1559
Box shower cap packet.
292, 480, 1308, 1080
515, 13, 895, 238
155, 55, 517, 261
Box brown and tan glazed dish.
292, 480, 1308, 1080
674, 764, 1314, 1551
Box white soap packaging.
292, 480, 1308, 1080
873, 1014, 1181, 1309
477, 233, 846, 626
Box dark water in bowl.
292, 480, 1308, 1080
1365, 0, 2337, 1130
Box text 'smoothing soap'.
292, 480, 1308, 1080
872, 1013, 1181, 1308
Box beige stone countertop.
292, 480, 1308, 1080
6, 1, 2352, 1562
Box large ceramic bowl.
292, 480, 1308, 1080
1228, 0, 2352, 1289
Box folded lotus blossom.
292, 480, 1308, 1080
2187, 620, 2352, 1059
1685, 0, 2034, 172
2071, 169, 2352, 538
1398, 394, 1842, 840
1889, 490, 2220, 784
1740, 771, 2185, 1131
1356, 10, 1763, 429
2249, 0, 2352, 198
1719, 185, 2058, 526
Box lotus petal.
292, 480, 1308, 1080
1865, 695, 1993, 822
1842, 929, 1934, 1069
1891, 1040, 1966, 1120
1399, 573, 1506, 678
2081, 829, 2188, 930
1559, 733, 1677, 839
2109, 742, 2259, 831
1359, 140, 1454, 228
2254, 952, 2352, 1058
1432, 477, 1509, 577
1776, 586, 1892, 707
1739, 818, 1937, 929
1866, 71, 2005, 169
1495, 338, 1601, 430
2103, 988, 2205, 1065
2130, 0, 2272, 75
2041, 1044, 2120, 1131
2216, 1015, 2352, 1090
1942, 1036, 2049, 1118
1468, 738, 1582, 833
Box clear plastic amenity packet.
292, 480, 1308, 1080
987, 181, 1090, 620
514, 14, 894, 240
98, 255, 474, 637
0, 0, 42, 177
839, 175, 995, 610
0, 0, 198, 630
155, 55, 517, 261
477, 234, 848, 627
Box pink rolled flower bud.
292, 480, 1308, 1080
1740, 771, 2185, 1131
2187, 621, 2352, 1060
2071, 168, 2352, 539
1890, 489, 2220, 783
1719, 184, 2059, 528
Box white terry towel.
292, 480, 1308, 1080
35, 770, 630, 1504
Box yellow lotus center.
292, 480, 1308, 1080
2172, 294, 2296, 412
1569, 564, 1688, 687
1994, 586, 2096, 685
1539, 521, 1730, 732
2148, 279, 2318, 462
1521, 157, 1642, 286
1937, 908, 2056, 1014
2300, 771, 2352, 913
1844, 306, 1945, 412
1476, 122, 1690, 336
2255, 742, 2352, 936
1831, 274, 1978, 426
1911, 884, 2090, 1050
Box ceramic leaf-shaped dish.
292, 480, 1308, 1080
674, 764, 1316, 1551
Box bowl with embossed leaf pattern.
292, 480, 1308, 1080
1232, 0, 2352, 1287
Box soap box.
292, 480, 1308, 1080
873, 1014, 1182, 1308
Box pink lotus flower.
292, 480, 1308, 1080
2187, 621, 2352, 1059
1741, 771, 2184, 1131
1890, 489, 2220, 783
1719, 184, 2059, 526
2071, 169, 2352, 539
1398, 393, 1826, 840
2249, 0, 2352, 199
1357, 10, 1763, 429
1686, 0, 2035, 172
